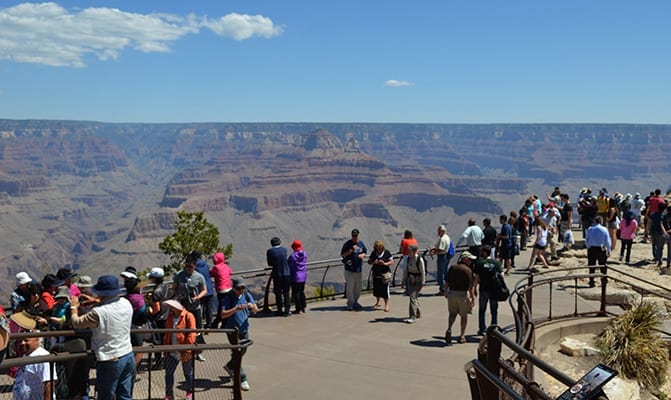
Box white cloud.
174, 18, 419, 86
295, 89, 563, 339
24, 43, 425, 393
384, 80, 414, 87
0, 2, 283, 67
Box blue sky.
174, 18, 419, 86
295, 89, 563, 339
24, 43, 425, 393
0, 1, 670, 123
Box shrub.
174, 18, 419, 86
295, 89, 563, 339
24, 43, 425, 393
595, 301, 668, 390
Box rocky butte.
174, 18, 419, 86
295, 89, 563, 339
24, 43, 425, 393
0, 120, 670, 294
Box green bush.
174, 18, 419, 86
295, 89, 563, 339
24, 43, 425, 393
595, 301, 669, 390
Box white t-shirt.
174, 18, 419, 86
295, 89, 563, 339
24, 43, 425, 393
13, 346, 55, 400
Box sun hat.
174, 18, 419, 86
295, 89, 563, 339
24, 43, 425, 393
42, 274, 64, 288
148, 267, 165, 279
55, 286, 70, 299
163, 299, 184, 312
92, 275, 121, 297
76, 275, 94, 288
10, 311, 37, 331
16, 272, 32, 286
460, 251, 477, 261
56, 267, 77, 281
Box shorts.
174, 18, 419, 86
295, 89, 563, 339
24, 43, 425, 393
447, 290, 472, 317
607, 220, 618, 230
533, 243, 547, 250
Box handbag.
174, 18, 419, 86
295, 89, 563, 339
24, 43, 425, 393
381, 271, 393, 285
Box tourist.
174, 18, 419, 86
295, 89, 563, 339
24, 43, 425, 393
210, 253, 232, 328
444, 251, 475, 343
398, 230, 418, 292
473, 245, 503, 336
596, 189, 610, 226
403, 245, 425, 324
516, 209, 529, 251
482, 218, 497, 260
541, 202, 561, 261
585, 216, 611, 287
70, 275, 135, 400
526, 219, 551, 271
606, 197, 619, 253
662, 206, 671, 271
288, 239, 308, 314
188, 251, 216, 330
0, 305, 8, 364
456, 219, 484, 260
121, 269, 147, 369
162, 299, 196, 400
340, 229, 368, 311
174, 258, 207, 329
649, 203, 667, 269
40, 274, 63, 312
220, 278, 257, 392
630, 192, 645, 226
267, 237, 291, 317
12, 318, 56, 400
11, 272, 32, 313
56, 267, 81, 297
368, 240, 393, 312
430, 224, 452, 296
559, 194, 573, 240
618, 211, 638, 265
496, 214, 513, 274
148, 267, 172, 329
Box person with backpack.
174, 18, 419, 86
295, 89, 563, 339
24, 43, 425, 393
403, 245, 426, 324
472, 245, 504, 336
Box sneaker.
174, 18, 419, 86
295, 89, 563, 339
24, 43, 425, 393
196, 353, 206, 362
186, 393, 193, 400
459, 336, 467, 344
477, 330, 486, 336
444, 329, 451, 344
404, 318, 415, 324
240, 381, 250, 391
223, 364, 233, 376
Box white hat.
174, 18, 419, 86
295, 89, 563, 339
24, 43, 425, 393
148, 267, 164, 279
16, 272, 32, 286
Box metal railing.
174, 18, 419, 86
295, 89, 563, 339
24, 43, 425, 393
466, 264, 671, 400
0, 328, 251, 400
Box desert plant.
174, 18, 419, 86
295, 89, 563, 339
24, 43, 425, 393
595, 301, 668, 390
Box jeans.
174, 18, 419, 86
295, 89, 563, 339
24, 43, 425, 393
226, 330, 249, 383
436, 254, 451, 294
95, 352, 135, 400
200, 294, 216, 328
651, 233, 665, 263
344, 270, 362, 309
165, 355, 194, 396
478, 290, 498, 333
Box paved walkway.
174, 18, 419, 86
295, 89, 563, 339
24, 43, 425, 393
238, 265, 600, 400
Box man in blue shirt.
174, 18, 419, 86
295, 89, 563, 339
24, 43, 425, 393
585, 216, 612, 287
221, 278, 257, 392
340, 229, 368, 311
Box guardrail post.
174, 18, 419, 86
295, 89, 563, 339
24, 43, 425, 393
481, 325, 502, 399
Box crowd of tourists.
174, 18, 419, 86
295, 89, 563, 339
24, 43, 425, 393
4, 184, 669, 399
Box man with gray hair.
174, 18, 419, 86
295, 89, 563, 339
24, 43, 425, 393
430, 224, 452, 296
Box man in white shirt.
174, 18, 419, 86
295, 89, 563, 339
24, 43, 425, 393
456, 218, 484, 259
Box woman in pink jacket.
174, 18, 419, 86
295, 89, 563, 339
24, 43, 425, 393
210, 252, 233, 328
618, 211, 638, 265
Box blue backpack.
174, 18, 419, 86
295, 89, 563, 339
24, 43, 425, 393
448, 241, 455, 257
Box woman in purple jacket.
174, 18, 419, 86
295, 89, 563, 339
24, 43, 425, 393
288, 240, 308, 314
